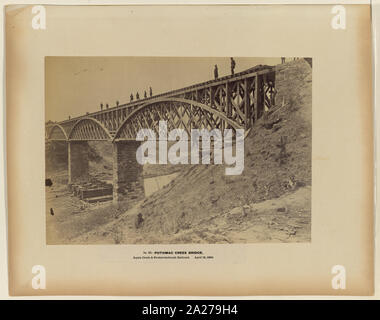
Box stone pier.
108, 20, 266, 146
68, 141, 89, 184
112, 141, 145, 205
45, 141, 68, 174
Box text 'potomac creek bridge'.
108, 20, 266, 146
46, 64, 277, 204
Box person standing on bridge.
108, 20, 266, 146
144, 91, 147, 99
230, 57, 236, 75
214, 64, 219, 79
281, 57, 285, 64
136, 92, 140, 100
100, 103, 103, 111
149, 87, 153, 97
130, 94, 134, 102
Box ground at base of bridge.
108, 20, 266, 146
52, 185, 311, 244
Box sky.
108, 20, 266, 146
45, 57, 280, 122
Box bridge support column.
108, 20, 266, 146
254, 74, 265, 121
45, 141, 68, 175
112, 141, 144, 205
68, 141, 89, 184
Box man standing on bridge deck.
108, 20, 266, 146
214, 64, 219, 79
100, 103, 103, 111
130, 94, 133, 102
230, 57, 236, 75
144, 91, 147, 99
149, 87, 153, 97
136, 92, 140, 100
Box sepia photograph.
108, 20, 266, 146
45, 56, 312, 245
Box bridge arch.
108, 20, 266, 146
47, 123, 69, 141
68, 117, 113, 141
113, 97, 242, 141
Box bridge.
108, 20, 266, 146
46, 64, 276, 204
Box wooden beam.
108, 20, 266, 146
244, 78, 250, 129
256, 74, 264, 120
226, 82, 232, 120
254, 75, 258, 122
210, 86, 215, 108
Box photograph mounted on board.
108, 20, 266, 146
45, 56, 312, 245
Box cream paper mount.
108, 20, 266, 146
5, 4, 373, 296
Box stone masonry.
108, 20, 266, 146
68, 141, 89, 184
112, 141, 145, 204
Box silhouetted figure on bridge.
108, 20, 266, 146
136, 92, 140, 100
149, 87, 153, 97
100, 103, 103, 110
230, 57, 236, 75
106, 104, 109, 109
281, 57, 285, 64
214, 65, 219, 79
130, 94, 134, 102
116, 100, 119, 107
144, 91, 147, 99
68, 115, 71, 120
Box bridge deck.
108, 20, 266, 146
57, 64, 273, 126
46, 63, 276, 141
